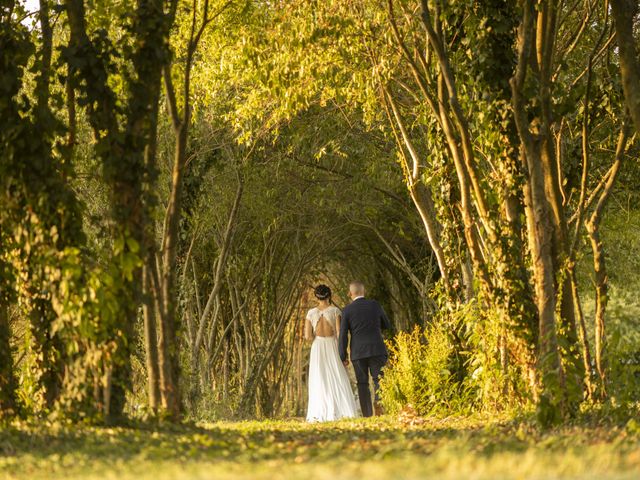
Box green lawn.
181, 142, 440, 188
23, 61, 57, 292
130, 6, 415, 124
1, 414, 639, 480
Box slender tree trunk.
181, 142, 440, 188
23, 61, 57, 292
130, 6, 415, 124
409, 183, 450, 290
66, 79, 76, 150
0, 304, 17, 417
222, 339, 229, 402
383, 89, 451, 290
188, 177, 243, 397
610, 0, 640, 134
585, 127, 630, 397
586, 223, 607, 396
569, 268, 594, 399
36, 0, 52, 112
156, 123, 189, 418
143, 265, 160, 412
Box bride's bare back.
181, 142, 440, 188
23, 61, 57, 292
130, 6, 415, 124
314, 313, 336, 337
305, 305, 341, 340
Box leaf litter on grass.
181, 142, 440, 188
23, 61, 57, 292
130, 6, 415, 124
1, 414, 639, 480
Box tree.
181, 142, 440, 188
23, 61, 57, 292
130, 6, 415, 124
1, 0, 84, 413
611, 0, 640, 133
63, 0, 177, 419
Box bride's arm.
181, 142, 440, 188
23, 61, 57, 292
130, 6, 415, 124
304, 319, 314, 341
335, 315, 341, 338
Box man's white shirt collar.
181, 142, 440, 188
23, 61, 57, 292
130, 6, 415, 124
353, 296, 365, 301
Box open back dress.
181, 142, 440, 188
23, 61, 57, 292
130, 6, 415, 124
306, 305, 358, 422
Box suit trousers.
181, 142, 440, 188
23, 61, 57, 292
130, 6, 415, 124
352, 355, 387, 417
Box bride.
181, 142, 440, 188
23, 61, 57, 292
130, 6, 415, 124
305, 284, 358, 422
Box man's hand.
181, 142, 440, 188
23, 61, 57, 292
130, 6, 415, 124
343, 359, 349, 367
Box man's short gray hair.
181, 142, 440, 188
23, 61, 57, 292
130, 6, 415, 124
349, 281, 365, 296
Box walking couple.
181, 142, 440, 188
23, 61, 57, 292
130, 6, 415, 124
305, 281, 392, 422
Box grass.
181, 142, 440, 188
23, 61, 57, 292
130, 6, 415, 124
1, 412, 640, 480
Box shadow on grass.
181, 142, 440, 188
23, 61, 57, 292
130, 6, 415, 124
1, 410, 635, 469
0, 419, 518, 465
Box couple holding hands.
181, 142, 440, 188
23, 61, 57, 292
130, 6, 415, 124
305, 281, 391, 422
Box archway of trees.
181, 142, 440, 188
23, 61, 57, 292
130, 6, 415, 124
2, 0, 640, 427
158, 104, 434, 419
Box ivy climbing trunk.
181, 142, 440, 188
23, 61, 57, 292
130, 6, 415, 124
536, 0, 584, 403
65, 0, 175, 420
2, 0, 84, 413
510, 0, 585, 423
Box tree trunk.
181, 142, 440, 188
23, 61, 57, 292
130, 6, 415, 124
586, 223, 607, 397
409, 182, 450, 290
610, 0, 640, 133
143, 265, 160, 412
460, 253, 474, 302
65, 0, 174, 421
524, 144, 566, 424
569, 268, 594, 399
188, 177, 243, 397
0, 304, 17, 417
36, 0, 53, 113
511, 0, 567, 423
156, 123, 189, 418
585, 127, 630, 397
536, 0, 584, 402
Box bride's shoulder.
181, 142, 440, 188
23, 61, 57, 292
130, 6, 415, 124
331, 305, 342, 314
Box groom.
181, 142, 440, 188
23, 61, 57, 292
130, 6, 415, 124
339, 281, 392, 417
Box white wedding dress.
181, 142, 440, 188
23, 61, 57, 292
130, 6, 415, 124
306, 306, 358, 422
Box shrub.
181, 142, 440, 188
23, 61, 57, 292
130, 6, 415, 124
380, 321, 475, 416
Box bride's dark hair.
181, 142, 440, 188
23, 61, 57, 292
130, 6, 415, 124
314, 284, 332, 301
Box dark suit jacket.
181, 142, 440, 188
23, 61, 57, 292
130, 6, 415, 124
339, 297, 391, 362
